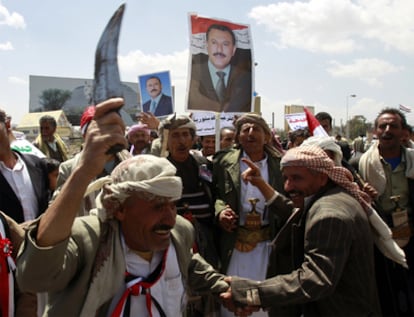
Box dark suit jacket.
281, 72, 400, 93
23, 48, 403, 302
231, 185, 381, 316
188, 52, 252, 113
0, 151, 49, 223
142, 94, 173, 117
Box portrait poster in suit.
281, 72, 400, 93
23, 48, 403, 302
138, 70, 174, 118
186, 14, 254, 114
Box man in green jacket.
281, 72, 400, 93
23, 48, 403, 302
213, 113, 290, 317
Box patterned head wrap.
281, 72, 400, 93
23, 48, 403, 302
281, 144, 408, 268
301, 136, 343, 166
158, 114, 196, 137
281, 145, 371, 208
234, 113, 283, 158
128, 123, 150, 136
86, 154, 182, 221
158, 114, 196, 157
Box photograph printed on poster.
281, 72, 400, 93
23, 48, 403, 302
138, 71, 174, 117
187, 14, 254, 113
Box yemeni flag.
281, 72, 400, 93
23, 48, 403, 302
304, 107, 329, 137
399, 104, 412, 113
189, 14, 251, 54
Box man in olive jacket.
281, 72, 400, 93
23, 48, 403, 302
213, 113, 291, 317
16, 98, 229, 317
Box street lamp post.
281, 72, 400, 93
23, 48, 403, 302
346, 94, 357, 139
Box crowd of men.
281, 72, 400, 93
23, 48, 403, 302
0, 103, 413, 317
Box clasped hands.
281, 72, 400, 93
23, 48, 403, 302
220, 277, 260, 317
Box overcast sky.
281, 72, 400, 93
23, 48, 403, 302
1, 0, 413, 129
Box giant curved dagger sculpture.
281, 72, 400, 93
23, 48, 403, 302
92, 3, 126, 154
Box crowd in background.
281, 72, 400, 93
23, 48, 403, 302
1, 105, 413, 316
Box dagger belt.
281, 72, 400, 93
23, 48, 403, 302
234, 225, 271, 253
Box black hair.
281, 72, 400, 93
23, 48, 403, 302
39, 115, 57, 128
42, 157, 60, 174
374, 108, 408, 129
146, 76, 162, 85
206, 24, 236, 45
315, 112, 332, 126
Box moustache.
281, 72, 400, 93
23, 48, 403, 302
380, 133, 394, 139
213, 52, 226, 58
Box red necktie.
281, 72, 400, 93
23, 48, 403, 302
111, 249, 168, 317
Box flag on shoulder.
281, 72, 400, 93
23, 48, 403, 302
399, 104, 411, 113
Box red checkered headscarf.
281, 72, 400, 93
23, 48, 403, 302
282, 145, 408, 269
281, 145, 371, 211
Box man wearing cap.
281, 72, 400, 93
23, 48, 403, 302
220, 145, 382, 316
0, 108, 49, 224
157, 114, 222, 316
212, 113, 288, 317
158, 114, 219, 267
127, 123, 151, 155
16, 98, 229, 316
51, 106, 130, 216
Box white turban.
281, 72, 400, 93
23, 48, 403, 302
301, 136, 343, 166
85, 154, 182, 221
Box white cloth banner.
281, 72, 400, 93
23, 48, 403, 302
192, 111, 235, 136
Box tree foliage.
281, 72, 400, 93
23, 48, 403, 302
347, 115, 373, 139
39, 89, 72, 111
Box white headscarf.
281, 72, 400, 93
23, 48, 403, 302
85, 154, 182, 221
301, 136, 343, 166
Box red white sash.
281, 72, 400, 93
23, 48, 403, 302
0, 219, 15, 317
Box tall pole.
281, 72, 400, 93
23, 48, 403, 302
346, 94, 357, 139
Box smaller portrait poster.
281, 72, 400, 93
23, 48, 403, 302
138, 71, 174, 117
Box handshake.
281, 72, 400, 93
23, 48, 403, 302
220, 276, 263, 317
